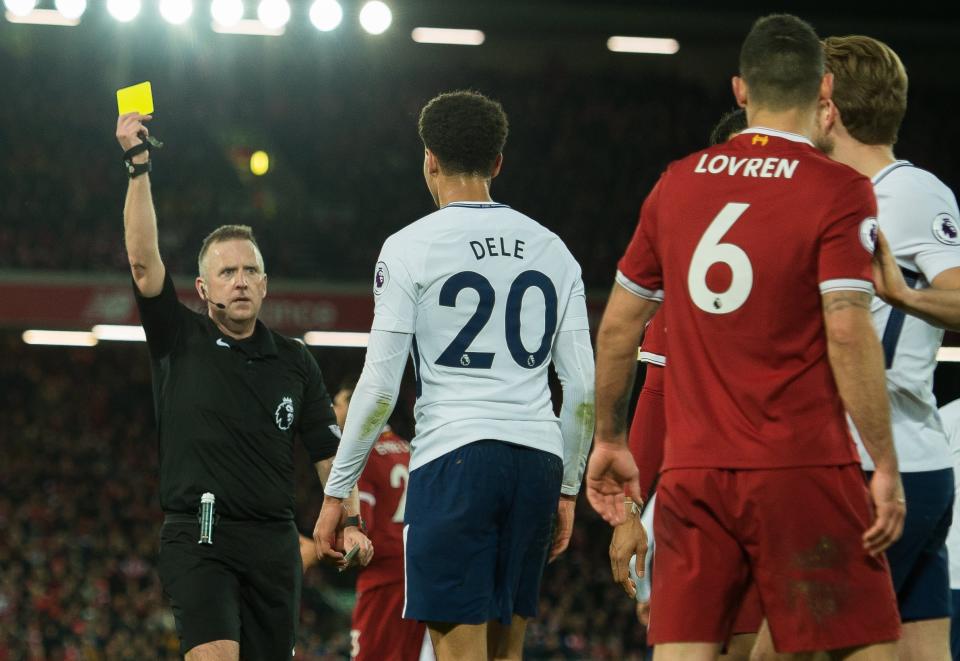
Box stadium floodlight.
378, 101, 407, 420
309, 0, 341, 32
54, 0, 86, 19
159, 0, 192, 25
4, 0, 37, 17
257, 0, 289, 30
411, 27, 484, 46
22, 330, 98, 347
303, 331, 370, 348
106, 0, 141, 22
211, 0, 243, 26
358, 0, 391, 35
607, 36, 679, 55
91, 325, 146, 342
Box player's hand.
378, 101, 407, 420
548, 494, 577, 563
864, 468, 906, 556
342, 526, 374, 569
299, 534, 319, 572
116, 112, 152, 158
586, 441, 641, 526
636, 600, 651, 627
872, 230, 909, 308
313, 496, 347, 567
609, 511, 647, 598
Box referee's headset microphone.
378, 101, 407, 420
200, 283, 227, 310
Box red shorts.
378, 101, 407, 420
648, 465, 900, 653
351, 582, 428, 661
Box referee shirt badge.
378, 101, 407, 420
275, 396, 295, 431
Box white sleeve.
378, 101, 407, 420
370, 236, 418, 334
558, 269, 590, 333
324, 330, 413, 499
552, 327, 595, 496
885, 181, 960, 283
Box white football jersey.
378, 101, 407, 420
371, 201, 590, 472
852, 162, 960, 472
938, 399, 960, 589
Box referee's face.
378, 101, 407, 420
201, 239, 267, 322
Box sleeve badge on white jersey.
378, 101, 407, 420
859, 217, 879, 253
933, 213, 960, 246
374, 261, 390, 295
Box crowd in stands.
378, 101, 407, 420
0, 335, 650, 659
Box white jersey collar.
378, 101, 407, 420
739, 127, 815, 147
871, 160, 912, 185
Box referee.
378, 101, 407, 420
116, 113, 372, 661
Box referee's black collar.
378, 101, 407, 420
204, 317, 278, 358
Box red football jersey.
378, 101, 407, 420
617, 128, 877, 470
356, 428, 411, 593
639, 311, 666, 365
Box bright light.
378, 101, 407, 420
607, 36, 679, 55
250, 150, 270, 176
309, 0, 341, 32
411, 27, 484, 46
91, 325, 146, 342
303, 332, 370, 348
22, 330, 98, 347
358, 1, 391, 35
159, 0, 192, 24
54, 0, 85, 19
212, 17, 282, 35
5, 7, 79, 24
210, 0, 243, 26
4, 0, 37, 17
257, 0, 289, 29
106, 0, 141, 22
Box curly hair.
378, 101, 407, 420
418, 90, 509, 177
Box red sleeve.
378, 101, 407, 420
627, 364, 666, 502
357, 453, 378, 535
817, 175, 877, 295
616, 174, 666, 300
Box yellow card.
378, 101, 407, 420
116, 81, 154, 116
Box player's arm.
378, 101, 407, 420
313, 330, 411, 563
591, 283, 659, 522
873, 230, 960, 330
822, 289, 904, 555
117, 112, 165, 297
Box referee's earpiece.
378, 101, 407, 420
200, 282, 226, 310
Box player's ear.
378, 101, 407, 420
819, 71, 834, 104
425, 149, 441, 176
490, 153, 503, 180
731, 76, 748, 108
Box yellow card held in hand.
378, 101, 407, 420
116, 81, 154, 116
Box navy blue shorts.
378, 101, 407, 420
869, 468, 954, 621
402, 439, 562, 625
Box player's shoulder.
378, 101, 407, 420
877, 161, 958, 205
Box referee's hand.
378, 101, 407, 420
586, 441, 641, 526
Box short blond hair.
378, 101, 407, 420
823, 35, 907, 145
197, 224, 264, 276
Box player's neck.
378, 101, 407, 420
436, 175, 494, 207
829, 140, 896, 180
210, 312, 256, 340
748, 108, 817, 141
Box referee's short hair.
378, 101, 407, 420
418, 90, 509, 177
197, 225, 264, 276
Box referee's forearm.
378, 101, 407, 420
123, 174, 164, 294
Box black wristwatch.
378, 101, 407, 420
343, 515, 367, 533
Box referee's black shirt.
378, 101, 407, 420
135, 272, 341, 521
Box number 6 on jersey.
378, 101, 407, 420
687, 202, 753, 314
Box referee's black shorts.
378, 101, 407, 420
158, 515, 301, 659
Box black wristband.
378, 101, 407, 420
123, 142, 150, 161
124, 158, 152, 179
342, 514, 367, 533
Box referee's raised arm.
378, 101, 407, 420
117, 112, 164, 297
